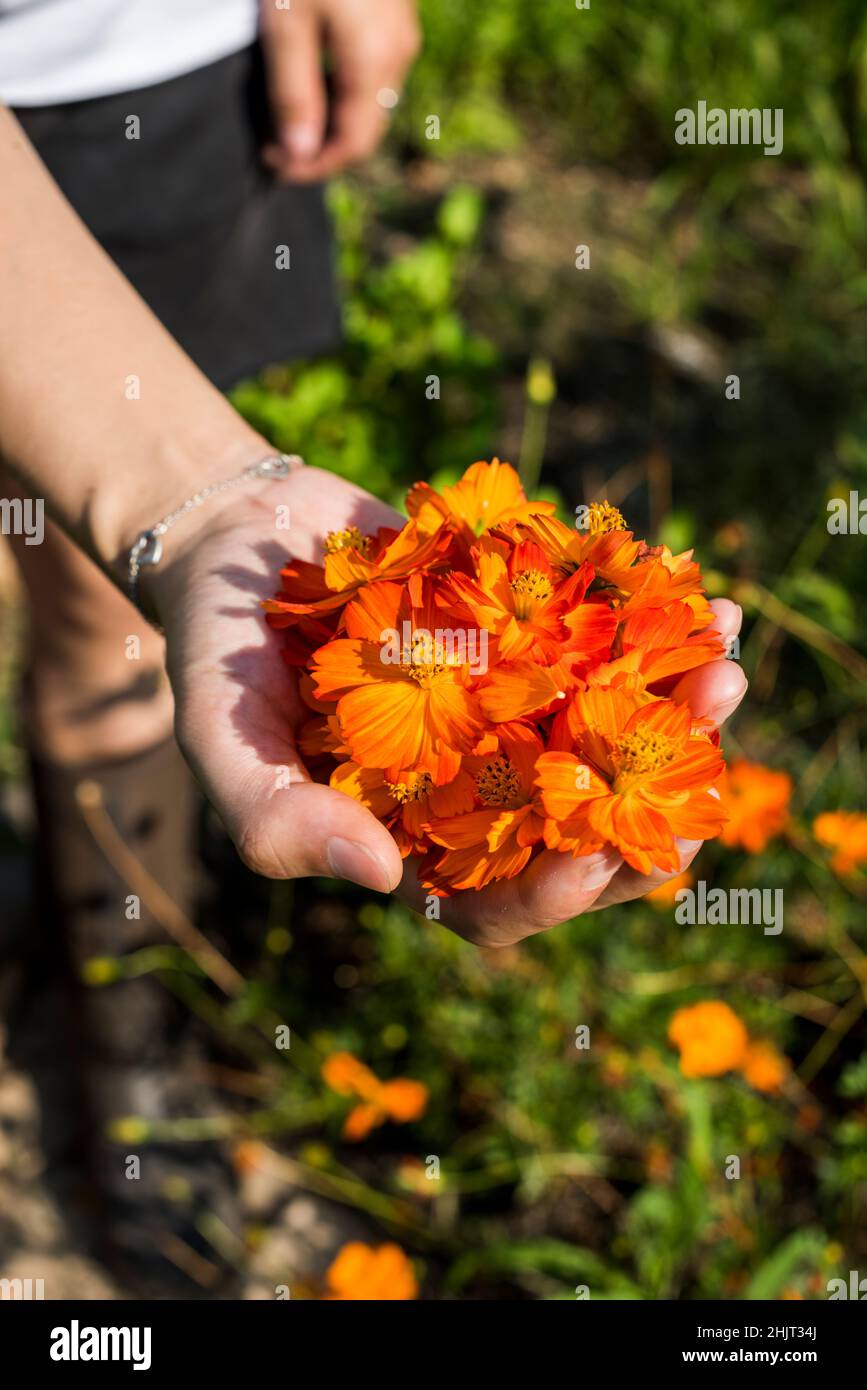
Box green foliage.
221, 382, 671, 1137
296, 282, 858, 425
403, 0, 867, 372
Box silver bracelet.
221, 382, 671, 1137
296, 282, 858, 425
126, 451, 302, 620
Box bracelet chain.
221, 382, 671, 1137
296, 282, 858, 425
126, 451, 302, 621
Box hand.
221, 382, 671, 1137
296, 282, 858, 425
151, 465, 406, 895
259, 0, 421, 183
149, 470, 746, 948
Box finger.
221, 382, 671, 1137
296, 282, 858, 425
269, 0, 422, 182
260, 4, 327, 173
315, 4, 421, 172
588, 837, 704, 912
283, 84, 391, 183
672, 658, 747, 728
708, 597, 743, 643
176, 672, 403, 891
671, 597, 745, 723
284, 9, 420, 182
234, 780, 405, 891
164, 469, 406, 891
398, 846, 622, 948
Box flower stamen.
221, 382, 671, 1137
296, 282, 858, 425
510, 568, 553, 619
398, 632, 451, 685
612, 728, 679, 790
324, 526, 371, 556
387, 773, 433, 804
585, 502, 627, 536
475, 756, 522, 807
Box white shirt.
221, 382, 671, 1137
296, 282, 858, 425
0, 0, 259, 106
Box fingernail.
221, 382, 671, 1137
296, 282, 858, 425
675, 837, 703, 862
327, 836, 393, 893
707, 686, 748, 726
284, 124, 320, 159
580, 848, 622, 891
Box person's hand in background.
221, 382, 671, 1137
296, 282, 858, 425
259, 0, 421, 182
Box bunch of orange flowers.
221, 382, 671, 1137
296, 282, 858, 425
668, 1000, 788, 1093
265, 459, 729, 895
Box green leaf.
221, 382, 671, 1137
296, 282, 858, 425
742, 1231, 827, 1300
446, 1239, 642, 1296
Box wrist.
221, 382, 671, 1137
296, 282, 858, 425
93, 426, 272, 587
115, 440, 304, 627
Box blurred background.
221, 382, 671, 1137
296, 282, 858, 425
1, 0, 867, 1299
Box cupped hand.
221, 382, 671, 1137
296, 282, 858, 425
150, 467, 746, 948
152, 465, 407, 895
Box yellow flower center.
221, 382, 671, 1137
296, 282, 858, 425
324, 526, 371, 556
475, 756, 522, 807
386, 773, 433, 804
585, 502, 627, 536
510, 568, 553, 619
611, 728, 679, 789
399, 632, 452, 686
402, 663, 448, 687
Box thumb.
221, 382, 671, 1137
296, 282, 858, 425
176, 695, 404, 891
229, 780, 405, 893
169, 642, 402, 891
262, 9, 327, 164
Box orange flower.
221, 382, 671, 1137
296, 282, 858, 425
263, 520, 453, 628
498, 506, 642, 591
447, 536, 611, 663
668, 1001, 749, 1078
323, 1242, 418, 1300
474, 654, 579, 725
719, 759, 792, 853
311, 575, 486, 783
474, 596, 717, 727
603, 600, 724, 691
407, 457, 555, 544
619, 543, 711, 616
813, 811, 867, 875
329, 761, 475, 856
422, 723, 547, 891
322, 1052, 428, 1141
646, 869, 694, 908
740, 1039, 788, 1094
536, 687, 725, 875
